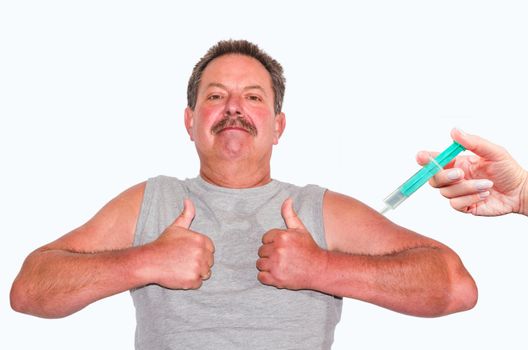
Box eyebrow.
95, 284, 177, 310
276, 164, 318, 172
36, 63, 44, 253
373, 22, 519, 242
204, 83, 268, 96
243, 85, 267, 95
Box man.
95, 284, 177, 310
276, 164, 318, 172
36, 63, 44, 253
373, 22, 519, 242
11, 40, 477, 350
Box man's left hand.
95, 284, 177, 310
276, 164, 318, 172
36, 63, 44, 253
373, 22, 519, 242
256, 198, 327, 290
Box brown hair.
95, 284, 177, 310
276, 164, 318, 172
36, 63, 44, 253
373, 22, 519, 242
187, 40, 286, 114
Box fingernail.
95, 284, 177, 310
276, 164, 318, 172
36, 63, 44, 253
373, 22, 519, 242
455, 127, 466, 136
447, 169, 461, 180
417, 151, 428, 159
479, 191, 490, 199
475, 180, 493, 191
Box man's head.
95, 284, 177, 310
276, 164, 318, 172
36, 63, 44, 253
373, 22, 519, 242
187, 40, 285, 115
184, 40, 287, 186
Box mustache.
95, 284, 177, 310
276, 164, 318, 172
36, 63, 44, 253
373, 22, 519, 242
210, 115, 258, 136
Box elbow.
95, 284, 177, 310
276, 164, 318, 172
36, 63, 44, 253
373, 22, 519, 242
10, 278, 68, 319
416, 275, 477, 318
434, 248, 479, 316
450, 271, 478, 313
444, 252, 479, 315
10, 251, 73, 318
427, 265, 478, 318
10, 278, 32, 315
420, 253, 478, 318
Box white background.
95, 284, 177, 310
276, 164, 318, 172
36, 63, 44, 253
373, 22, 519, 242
2, 1, 527, 349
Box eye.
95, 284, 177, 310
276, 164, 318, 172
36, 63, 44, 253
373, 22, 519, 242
207, 94, 223, 101
246, 95, 263, 102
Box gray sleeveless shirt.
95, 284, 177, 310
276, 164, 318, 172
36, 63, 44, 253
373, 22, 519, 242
131, 176, 342, 349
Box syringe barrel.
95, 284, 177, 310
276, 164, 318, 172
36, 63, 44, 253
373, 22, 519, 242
400, 141, 465, 197
383, 186, 408, 210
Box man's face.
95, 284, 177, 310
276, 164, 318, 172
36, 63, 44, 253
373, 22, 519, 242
185, 54, 285, 163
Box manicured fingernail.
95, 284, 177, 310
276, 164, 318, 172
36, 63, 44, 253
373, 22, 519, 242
447, 169, 461, 180
475, 180, 493, 190
479, 191, 490, 199
455, 127, 466, 136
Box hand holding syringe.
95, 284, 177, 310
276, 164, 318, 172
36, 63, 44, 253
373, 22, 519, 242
380, 140, 466, 214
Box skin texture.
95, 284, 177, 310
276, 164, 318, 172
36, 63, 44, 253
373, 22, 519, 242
11, 54, 477, 320
417, 128, 528, 217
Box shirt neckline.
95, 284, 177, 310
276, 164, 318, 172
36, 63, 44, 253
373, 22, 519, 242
190, 175, 282, 197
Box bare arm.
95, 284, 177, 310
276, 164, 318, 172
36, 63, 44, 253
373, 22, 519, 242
10, 184, 214, 319
256, 193, 477, 317
10, 183, 147, 318
320, 191, 477, 317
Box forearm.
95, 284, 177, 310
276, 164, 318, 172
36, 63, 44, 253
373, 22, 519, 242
309, 247, 477, 317
10, 246, 147, 318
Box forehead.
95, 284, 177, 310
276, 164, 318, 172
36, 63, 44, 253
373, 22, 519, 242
199, 54, 273, 91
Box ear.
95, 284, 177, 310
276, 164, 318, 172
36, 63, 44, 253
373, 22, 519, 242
273, 112, 286, 145
184, 107, 195, 141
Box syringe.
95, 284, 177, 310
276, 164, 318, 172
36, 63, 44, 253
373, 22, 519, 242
380, 141, 466, 214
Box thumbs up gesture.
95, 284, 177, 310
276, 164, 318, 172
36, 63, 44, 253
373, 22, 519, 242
256, 198, 327, 290
144, 199, 215, 290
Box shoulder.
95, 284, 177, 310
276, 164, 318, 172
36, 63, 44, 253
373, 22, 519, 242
109, 181, 147, 212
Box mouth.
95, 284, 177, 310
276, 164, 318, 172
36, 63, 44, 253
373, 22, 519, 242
218, 127, 250, 133
211, 116, 258, 136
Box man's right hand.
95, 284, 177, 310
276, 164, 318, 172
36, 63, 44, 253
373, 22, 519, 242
143, 199, 215, 289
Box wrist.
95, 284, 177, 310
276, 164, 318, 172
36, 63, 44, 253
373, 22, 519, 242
520, 169, 528, 216
306, 249, 330, 291
127, 245, 156, 288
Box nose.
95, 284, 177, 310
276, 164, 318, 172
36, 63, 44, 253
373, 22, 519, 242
224, 94, 242, 116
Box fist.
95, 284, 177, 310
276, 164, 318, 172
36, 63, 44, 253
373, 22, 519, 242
145, 199, 215, 289
256, 198, 327, 290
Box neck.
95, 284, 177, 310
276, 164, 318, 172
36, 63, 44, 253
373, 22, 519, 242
199, 159, 272, 188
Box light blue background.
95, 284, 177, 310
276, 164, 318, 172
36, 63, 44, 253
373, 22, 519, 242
2, 1, 527, 348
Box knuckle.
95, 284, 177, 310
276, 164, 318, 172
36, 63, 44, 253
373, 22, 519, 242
274, 231, 287, 244
275, 246, 286, 258
191, 233, 205, 244
279, 233, 289, 243
188, 259, 202, 274
189, 273, 203, 286
190, 279, 203, 289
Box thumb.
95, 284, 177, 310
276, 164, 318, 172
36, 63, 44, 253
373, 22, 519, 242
281, 198, 306, 230
451, 128, 506, 161
172, 198, 195, 229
